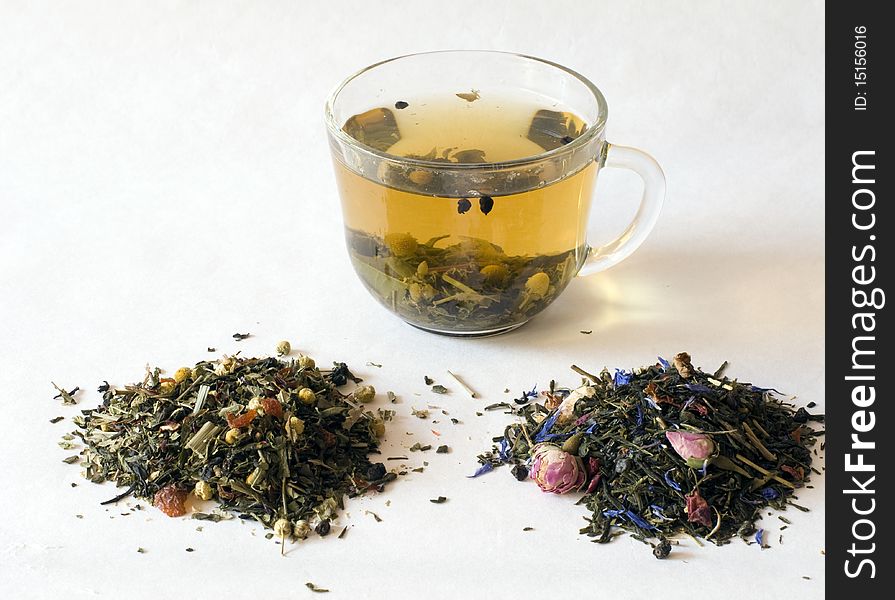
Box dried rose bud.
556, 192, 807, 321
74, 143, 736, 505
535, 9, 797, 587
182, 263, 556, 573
665, 430, 714, 468
529, 443, 585, 494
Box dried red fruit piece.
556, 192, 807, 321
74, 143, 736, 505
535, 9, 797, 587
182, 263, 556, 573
645, 382, 681, 407
781, 465, 804, 481
226, 409, 257, 429
260, 398, 283, 419
685, 490, 713, 527
153, 484, 188, 517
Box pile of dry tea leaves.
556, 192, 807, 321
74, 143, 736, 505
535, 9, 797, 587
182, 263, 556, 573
66, 351, 395, 544
474, 353, 824, 557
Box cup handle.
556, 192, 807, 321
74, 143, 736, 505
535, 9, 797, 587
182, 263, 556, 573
578, 143, 666, 276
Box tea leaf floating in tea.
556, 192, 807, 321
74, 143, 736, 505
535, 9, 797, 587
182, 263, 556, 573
347, 230, 580, 332
64, 348, 398, 547
473, 353, 824, 556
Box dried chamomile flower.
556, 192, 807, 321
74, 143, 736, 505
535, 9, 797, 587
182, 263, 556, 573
173, 367, 192, 383
293, 520, 311, 540
194, 480, 213, 501
273, 518, 292, 538
298, 388, 317, 405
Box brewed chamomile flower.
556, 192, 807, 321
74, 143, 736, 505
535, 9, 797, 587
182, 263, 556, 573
273, 518, 292, 538
353, 385, 376, 404
293, 519, 311, 539
194, 480, 213, 501
173, 367, 192, 383
409, 282, 437, 303
384, 232, 418, 258
525, 272, 550, 298
298, 355, 315, 369
298, 388, 317, 405
480, 264, 509, 286
276, 340, 291, 356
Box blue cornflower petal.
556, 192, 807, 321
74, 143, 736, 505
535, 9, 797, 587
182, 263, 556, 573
468, 463, 494, 478
585, 421, 598, 434
635, 404, 643, 427
613, 369, 631, 387
685, 383, 713, 393
750, 385, 783, 394
759, 487, 779, 500
532, 411, 560, 443
625, 510, 656, 531
498, 438, 511, 462
663, 469, 682, 491
755, 529, 765, 546
602, 509, 656, 531
658, 356, 671, 370
650, 505, 673, 521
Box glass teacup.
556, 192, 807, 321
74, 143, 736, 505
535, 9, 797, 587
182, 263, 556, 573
325, 51, 665, 337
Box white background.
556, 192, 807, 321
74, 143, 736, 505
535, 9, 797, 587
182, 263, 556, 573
0, 1, 824, 598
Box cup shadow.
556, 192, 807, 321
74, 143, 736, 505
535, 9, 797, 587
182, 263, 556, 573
461, 242, 823, 358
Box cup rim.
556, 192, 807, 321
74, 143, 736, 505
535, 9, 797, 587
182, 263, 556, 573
324, 50, 608, 170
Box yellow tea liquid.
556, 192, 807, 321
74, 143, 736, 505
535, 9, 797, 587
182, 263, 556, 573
334, 94, 597, 333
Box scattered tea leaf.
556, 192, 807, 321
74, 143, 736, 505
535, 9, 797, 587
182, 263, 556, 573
306, 583, 330, 593
52, 383, 79, 405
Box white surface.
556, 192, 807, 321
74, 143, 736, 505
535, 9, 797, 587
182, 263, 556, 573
0, 1, 824, 599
